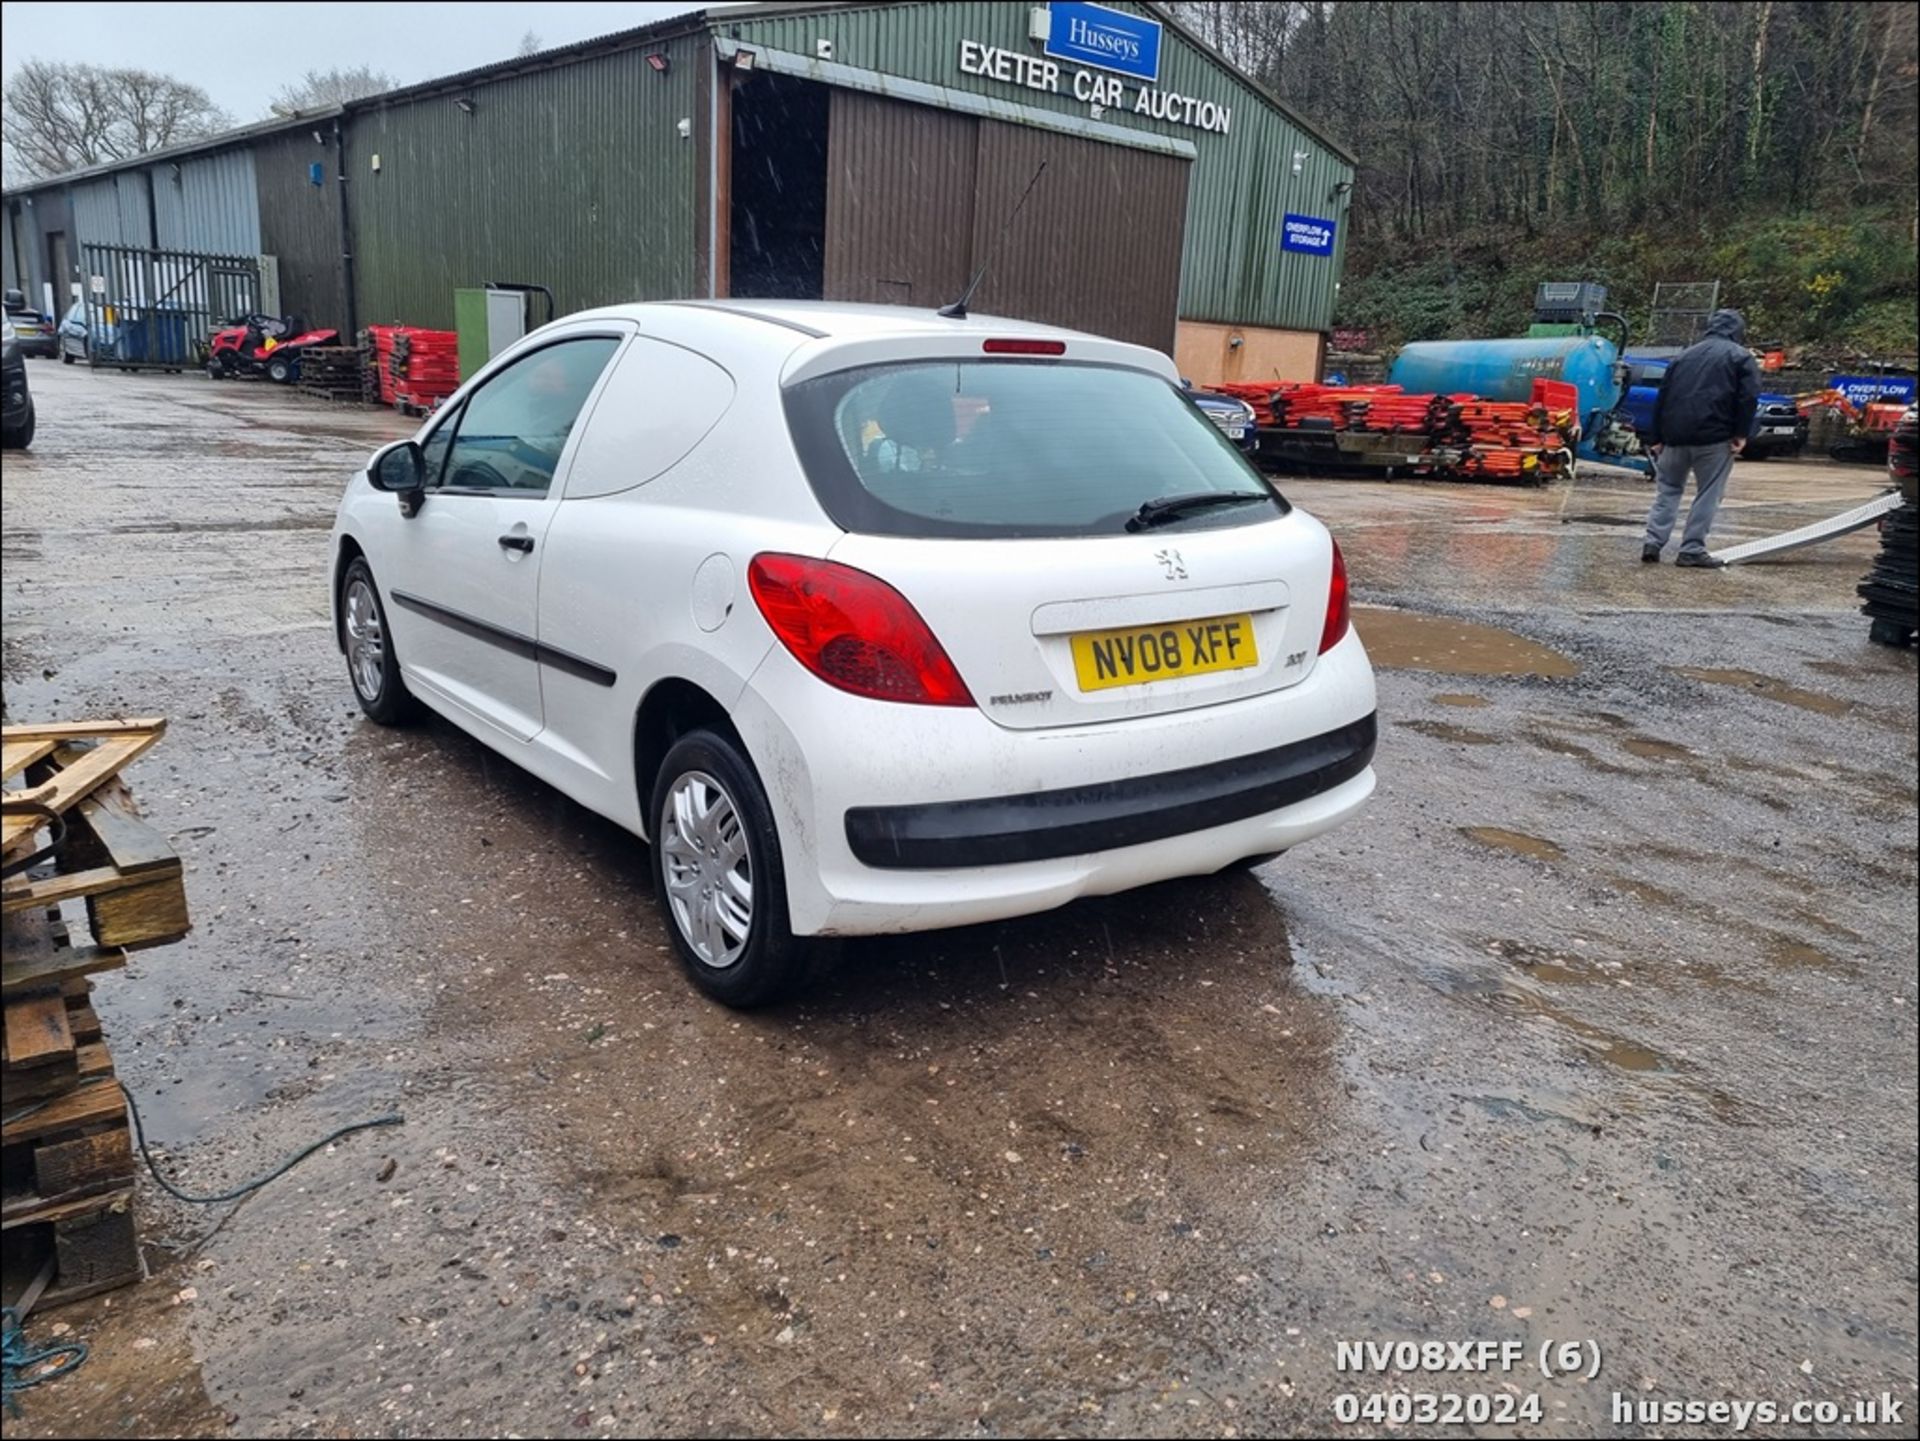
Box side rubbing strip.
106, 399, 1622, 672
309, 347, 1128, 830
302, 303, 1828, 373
389, 590, 616, 687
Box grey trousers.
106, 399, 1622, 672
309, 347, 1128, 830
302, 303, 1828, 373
1644, 442, 1734, 556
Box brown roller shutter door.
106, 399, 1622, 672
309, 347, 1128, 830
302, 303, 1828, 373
824, 89, 1190, 353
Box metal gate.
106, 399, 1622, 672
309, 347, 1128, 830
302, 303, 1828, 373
78, 243, 262, 371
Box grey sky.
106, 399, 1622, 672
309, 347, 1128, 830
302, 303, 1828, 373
0, 2, 707, 119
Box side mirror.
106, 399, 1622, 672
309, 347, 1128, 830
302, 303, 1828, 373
368, 440, 426, 516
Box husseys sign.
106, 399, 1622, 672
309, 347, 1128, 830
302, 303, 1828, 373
957, 2, 1233, 136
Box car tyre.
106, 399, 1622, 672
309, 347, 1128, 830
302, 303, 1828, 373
340, 557, 416, 725
650, 729, 807, 1008
1, 408, 33, 449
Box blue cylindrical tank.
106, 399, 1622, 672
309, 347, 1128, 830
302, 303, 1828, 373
1388, 335, 1622, 424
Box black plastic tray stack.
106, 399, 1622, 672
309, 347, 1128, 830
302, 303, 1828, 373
1859, 409, 1918, 648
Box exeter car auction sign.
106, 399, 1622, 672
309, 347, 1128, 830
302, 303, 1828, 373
1043, 1, 1162, 83
956, 2, 1234, 136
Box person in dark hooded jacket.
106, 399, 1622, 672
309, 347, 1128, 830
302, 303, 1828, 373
1642, 308, 1761, 567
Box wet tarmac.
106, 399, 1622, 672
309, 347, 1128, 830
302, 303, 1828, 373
2, 364, 1915, 1437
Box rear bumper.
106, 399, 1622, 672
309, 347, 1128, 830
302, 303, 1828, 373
847, 713, 1375, 869
733, 628, 1378, 936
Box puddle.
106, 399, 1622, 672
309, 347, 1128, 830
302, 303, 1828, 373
1808, 657, 1911, 679
1621, 736, 1694, 762
1605, 873, 1683, 910
1668, 666, 1852, 716
1487, 938, 1601, 985
1428, 968, 1670, 1073
1461, 826, 1564, 862
1520, 729, 1635, 775
1432, 692, 1490, 708
1354, 607, 1581, 678
1763, 935, 1861, 976
1458, 1092, 1604, 1134
1397, 719, 1501, 745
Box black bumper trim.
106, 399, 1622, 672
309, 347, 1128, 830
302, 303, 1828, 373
845, 711, 1377, 870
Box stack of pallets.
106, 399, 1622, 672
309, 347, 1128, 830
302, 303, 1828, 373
293, 345, 366, 403
1859, 411, 1918, 647
3, 719, 188, 1307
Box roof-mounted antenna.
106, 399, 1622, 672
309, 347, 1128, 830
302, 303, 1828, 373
938, 160, 1048, 320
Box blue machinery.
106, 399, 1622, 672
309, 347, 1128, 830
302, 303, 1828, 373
1386, 285, 1652, 475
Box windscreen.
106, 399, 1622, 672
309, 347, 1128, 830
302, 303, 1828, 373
783, 360, 1286, 539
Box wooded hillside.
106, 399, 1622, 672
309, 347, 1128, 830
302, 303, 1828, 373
1174, 0, 1919, 353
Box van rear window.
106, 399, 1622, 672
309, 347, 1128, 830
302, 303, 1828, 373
783, 360, 1286, 539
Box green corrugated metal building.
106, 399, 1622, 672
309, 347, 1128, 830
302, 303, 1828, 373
3, 2, 1355, 382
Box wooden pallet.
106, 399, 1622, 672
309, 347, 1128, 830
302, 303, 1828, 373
3, 910, 142, 1305
2, 1191, 144, 1308
2, 718, 167, 864
4, 727, 189, 953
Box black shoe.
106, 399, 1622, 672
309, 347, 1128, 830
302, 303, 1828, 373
1674, 551, 1724, 569
1641, 544, 1661, 563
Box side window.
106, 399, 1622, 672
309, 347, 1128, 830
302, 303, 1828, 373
420, 403, 461, 488
439, 337, 621, 496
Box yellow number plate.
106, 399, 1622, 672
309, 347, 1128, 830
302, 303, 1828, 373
1070, 613, 1259, 692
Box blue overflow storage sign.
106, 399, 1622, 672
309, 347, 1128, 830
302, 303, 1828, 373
1828, 374, 1917, 408
1281, 213, 1338, 256
1045, 2, 1162, 83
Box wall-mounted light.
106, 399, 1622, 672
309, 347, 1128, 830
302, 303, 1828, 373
1329, 179, 1353, 202
313, 129, 325, 145
646, 52, 670, 73
733, 48, 757, 72
454, 96, 476, 114
814, 38, 833, 61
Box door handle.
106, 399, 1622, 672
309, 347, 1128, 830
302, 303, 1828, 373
497, 534, 534, 553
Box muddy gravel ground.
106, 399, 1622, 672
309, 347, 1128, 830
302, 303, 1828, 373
2, 362, 1914, 1439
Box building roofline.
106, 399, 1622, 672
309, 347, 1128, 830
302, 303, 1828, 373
4, 0, 1353, 198
4, 108, 343, 197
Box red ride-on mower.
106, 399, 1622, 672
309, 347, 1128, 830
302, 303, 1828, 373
207, 314, 339, 383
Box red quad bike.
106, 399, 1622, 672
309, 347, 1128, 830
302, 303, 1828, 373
207, 314, 339, 383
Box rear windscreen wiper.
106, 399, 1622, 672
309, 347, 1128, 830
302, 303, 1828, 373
1126, 491, 1270, 532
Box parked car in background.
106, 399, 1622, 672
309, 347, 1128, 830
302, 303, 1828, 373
330, 301, 1377, 1006
1183, 379, 1261, 456
2, 289, 57, 359
2, 317, 37, 448
57, 301, 120, 365
1622, 356, 1808, 460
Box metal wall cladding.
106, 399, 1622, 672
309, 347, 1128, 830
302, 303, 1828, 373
730, 1, 1355, 332
351, 34, 703, 331
254, 129, 346, 332
71, 172, 151, 249
967, 116, 1188, 352
821, 87, 1186, 349
68, 151, 261, 282
824, 88, 978, 310
151, 149, 261, 255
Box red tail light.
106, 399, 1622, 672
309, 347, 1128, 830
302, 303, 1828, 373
982, 338, 1065, 355
748, 554, 975, 707
1319, 538, 1351, 654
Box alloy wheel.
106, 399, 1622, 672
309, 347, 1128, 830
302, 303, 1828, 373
661, 770, 753, 969
343, 576, 386, 702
